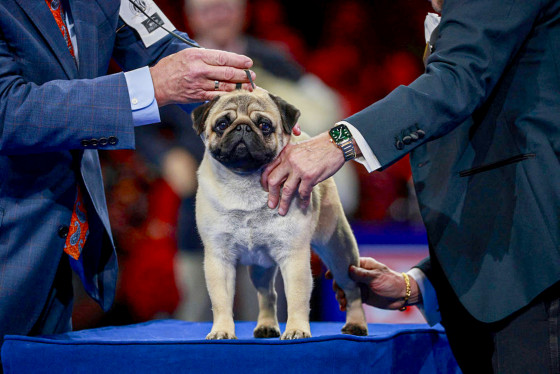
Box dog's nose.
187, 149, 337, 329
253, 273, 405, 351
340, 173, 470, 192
236, 124, 252, 133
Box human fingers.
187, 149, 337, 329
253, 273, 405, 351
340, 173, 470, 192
261, 157, 282, 192
205, 66, 256, 85
266, 167, 288, 210
265, 159, 291, 210
297, 176, 313, 210
329, 279, 347, 311
359, 257, 386, 271
210, 80, 255, 92
336, 287, 347, 311
348, 265, 377, 284
198, 49, 253, 69
203, 83, 256, 101
278, 174, 301, 216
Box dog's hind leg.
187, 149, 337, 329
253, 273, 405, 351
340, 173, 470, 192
205, 250, 237, 340
314, 230, 369, 336
249, 265, 281, 338
312, 180, 368, 336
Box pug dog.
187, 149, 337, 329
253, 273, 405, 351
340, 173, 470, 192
192, 88, 368, 340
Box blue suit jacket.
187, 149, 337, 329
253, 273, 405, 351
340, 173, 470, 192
347, 0, 560, 323
0, 0, 190, 339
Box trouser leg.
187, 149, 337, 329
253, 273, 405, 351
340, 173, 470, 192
29, 254, 74, 336
432, 253, 560, 374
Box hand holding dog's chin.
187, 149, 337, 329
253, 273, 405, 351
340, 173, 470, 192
261, 132, 345, 216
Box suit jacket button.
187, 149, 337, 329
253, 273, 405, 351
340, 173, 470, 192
403, 135, 412, 145
99, 137, 108, 146
395, 140, 404, 150
90, 139, 99, 147
416, 129, 426, 139
81, 139, 90, 147
108, 136, 118, 145
58, 225, 69, 238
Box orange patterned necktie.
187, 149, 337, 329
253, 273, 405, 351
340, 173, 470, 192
45, 0, 75, 58
46, 0, 88, 259
65, 184, 89, 260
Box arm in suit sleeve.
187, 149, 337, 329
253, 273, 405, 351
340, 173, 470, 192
0, 16, 193, 156
345, 0, 546, 167
0, 36, 135, 155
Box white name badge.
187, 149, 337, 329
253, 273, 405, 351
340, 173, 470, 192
120, 0, 176, 48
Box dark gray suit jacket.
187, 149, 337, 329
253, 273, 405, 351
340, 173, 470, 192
346, 0, 560, 323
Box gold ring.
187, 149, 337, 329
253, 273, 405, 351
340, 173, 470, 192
214, 80, 219, 91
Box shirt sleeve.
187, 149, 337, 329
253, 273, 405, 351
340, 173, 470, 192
124, 67, 161, 127
337, 121, 381, 172
408, 268, 442, 326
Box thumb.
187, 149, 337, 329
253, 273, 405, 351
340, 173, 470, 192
349, 265, 376, 283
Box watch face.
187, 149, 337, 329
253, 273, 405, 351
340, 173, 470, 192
330, 125, 351, 142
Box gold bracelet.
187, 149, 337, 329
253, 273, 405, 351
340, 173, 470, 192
399, 272, 411, 311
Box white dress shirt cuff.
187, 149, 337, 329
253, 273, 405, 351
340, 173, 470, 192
124, 67, 161, 127
336, 121, 381, 172
407, 268, 442, 326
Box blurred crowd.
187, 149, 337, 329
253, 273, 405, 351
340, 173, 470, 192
72, 0, 434, 329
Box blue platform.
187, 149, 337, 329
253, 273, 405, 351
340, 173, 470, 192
2, 320, 460, 373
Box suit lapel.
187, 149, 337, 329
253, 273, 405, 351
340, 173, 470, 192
71, 0, 99, 79
14, 0, 78, 79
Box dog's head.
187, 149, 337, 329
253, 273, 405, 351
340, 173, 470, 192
192, 88, 300, 173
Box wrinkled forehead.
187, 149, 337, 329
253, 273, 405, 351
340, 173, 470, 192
214, 91, 275, 116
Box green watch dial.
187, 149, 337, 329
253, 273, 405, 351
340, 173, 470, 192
329, 124, 352, 142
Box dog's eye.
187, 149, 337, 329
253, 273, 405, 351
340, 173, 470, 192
259, 121, 273, 134
215, 120, 229, 132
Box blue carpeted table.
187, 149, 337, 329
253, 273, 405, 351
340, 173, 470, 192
1, 320, 460, 373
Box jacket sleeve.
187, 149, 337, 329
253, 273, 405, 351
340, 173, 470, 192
410, 256, 442, 326
345, 0, 546, 169
0, 34, 135, 155
0, 11, 195, 156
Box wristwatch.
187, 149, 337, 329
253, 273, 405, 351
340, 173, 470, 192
329, 123, 356, 162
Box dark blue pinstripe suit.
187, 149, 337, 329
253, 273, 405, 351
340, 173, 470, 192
0, 0, 190, 344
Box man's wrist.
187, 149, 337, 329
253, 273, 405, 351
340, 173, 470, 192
324, 132, 346, 164
407, 275, 422, 305
351, 138, 363, 158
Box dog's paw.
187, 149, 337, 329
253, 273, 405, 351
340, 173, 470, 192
341, 323, 368, 336
254, 325, 281, 338
206, 331, 237, 340
281, 329, 311, 340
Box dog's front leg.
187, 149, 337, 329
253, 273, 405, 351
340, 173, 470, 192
278, 248, 312, 339
205, 250, 237, 339
249, 265, 281, 338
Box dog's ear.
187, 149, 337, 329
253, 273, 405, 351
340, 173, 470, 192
268, 93, 300, 134
192, 96, 221, 135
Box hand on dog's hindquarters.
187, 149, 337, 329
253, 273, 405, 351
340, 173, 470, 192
261, 132, 345, 216
149, 48, 256, 106
326, 257, 422, 311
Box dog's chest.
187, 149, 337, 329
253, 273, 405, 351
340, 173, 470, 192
197, 159, 313, 267
214, 206, 301, 267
